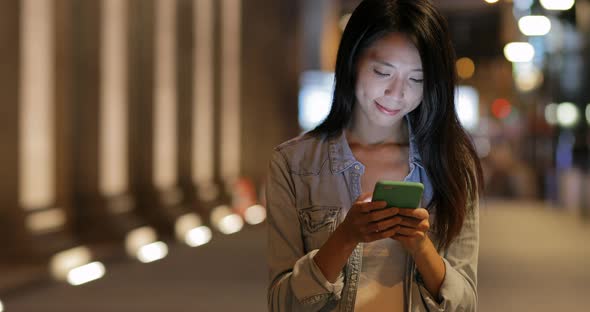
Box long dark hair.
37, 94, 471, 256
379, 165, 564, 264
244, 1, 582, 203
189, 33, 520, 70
310, 0, 483, 250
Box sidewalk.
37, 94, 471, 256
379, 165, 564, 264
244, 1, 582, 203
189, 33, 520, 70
2, 200, 589, 311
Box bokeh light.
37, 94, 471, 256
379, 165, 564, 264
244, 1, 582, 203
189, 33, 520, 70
504, 42, 535, 63
518, 15, 552, 36
456, 57, 476, 79
557, 102, 580, 128
540, 0, 575, 11
492, 98, 512, 119
545, 103, 559, 125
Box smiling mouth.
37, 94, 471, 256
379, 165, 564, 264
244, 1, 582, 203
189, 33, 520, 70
375, 102, 401, 116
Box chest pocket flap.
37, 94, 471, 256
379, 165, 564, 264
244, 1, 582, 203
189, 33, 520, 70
298, 206, 340, 233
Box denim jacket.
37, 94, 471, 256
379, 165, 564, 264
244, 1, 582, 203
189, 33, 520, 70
266, 119, 479, 312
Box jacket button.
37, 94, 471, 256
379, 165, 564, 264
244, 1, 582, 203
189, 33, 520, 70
354, 165, 360, 170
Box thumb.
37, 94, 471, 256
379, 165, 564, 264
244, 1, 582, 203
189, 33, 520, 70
356, 192, 373, 203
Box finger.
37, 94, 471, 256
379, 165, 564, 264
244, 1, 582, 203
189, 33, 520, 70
366, 207, 400, 222
369, 216, 402, 232
394, 225, 426, 237
357, 201, 387, 213
355, 192, 373, 203
398, 216, 421, 228
366, 225, 400, 242
397, 208, 429, 220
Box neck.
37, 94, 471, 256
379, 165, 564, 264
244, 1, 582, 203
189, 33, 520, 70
346, 117, 408, 147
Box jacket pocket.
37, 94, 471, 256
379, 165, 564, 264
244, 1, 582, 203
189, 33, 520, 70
298, 206, 340, 251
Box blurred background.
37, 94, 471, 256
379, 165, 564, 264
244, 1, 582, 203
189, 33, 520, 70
0, 0, 589, 311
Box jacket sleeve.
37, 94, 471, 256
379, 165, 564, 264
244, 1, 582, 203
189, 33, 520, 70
266, 150, 344, 312
414, 191, 479, 311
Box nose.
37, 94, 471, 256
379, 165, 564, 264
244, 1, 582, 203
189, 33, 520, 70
384, 76, 404, 100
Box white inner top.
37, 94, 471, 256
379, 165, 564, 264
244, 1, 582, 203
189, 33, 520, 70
354, 238, 407, 312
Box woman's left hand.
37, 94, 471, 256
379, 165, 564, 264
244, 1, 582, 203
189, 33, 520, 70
390, 208, 431, 255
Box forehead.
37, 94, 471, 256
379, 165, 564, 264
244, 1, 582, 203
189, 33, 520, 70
364, 32, 422, 67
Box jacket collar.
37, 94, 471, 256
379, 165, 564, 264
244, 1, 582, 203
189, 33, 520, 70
327, 115, 422, 174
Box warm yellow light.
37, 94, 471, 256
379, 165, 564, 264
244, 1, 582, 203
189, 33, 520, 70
175, 213, 201, 241
244, 205, 267, 225
185, 226, 212, 247
456, 57, 475, 79
339, 13, 352, 31
125, 226, 157, 258
211, 205, 244, 234
557, 102, 580, 127
66, 262, 106, 286
219, 214, 244, 234
518, 15, 551, 36
540, 0, 575, 11
49, 246, 92, 281
137, 241, 168, 263
485, 0, 499, 3
0, 299, 4, 312
504, 42, 535, 63
514, 62, 543, 92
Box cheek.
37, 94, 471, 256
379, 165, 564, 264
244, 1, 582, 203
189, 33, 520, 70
355, 74, 373, 102
357, 77, 383, 101
407, 86, 424, 108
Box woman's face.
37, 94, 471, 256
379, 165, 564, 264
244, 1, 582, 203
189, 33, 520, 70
354, 32, 424, 129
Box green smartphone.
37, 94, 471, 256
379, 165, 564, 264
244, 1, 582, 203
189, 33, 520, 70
372, 180, 424, 209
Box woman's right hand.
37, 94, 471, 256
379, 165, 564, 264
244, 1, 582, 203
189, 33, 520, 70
338, 192, 402, 244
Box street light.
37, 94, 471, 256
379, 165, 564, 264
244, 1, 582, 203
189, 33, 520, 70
518, 16, 552, 36
557, 102, 580, 128
540, 0, 575, 11
504, 42, 535, 63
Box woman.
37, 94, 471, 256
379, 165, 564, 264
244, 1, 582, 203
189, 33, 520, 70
267, 0, 483, 311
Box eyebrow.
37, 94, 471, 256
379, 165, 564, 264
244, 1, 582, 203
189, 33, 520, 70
375, 60, 422, 72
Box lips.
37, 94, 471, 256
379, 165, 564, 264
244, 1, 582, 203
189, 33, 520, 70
375, 101, 401, 116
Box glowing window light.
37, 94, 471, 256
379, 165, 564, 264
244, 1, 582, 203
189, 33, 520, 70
586, 104, 590, 125
100, 0, 129, 196
484, 0, 499, 3
185, 226, 212, 247
0, 299, 4, 312
137, 241, 168, 263
219, 0, 242, 183
545, 103, 559, 125
193, 0, 216, 192
299, 88, 332, 131
518, 16, 552, 36
504, 42, 535, 63
153, 0, 178, 190
210, 205, 244, 234
455, 86, 479, 131
540, 0, 575, 11
19, 0, 55, 210
244, 205, 266, 225
557, 102, 580, 128
49, 246, 92, 281
66, 262, 106, 286
456, 57, 475, 80
298, 71, 335, 131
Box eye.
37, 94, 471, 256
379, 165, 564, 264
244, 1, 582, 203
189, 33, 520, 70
373, 69, 389, 77
410, 78, 423, 84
